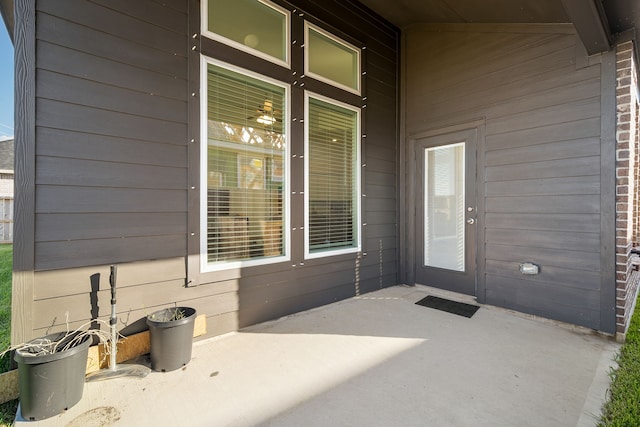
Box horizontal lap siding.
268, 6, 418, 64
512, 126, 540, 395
483, 42, 602, 327
30, 0, 398, 337
406, 25, 603, 329
31, 258, 240, 338
198, 0, 399, 327
34, 0, 188, 271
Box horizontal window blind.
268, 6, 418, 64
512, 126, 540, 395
307, 96, 358, 253
206, 63, 286, 264
424, 144, 465, 272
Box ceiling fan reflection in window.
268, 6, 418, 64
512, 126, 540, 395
249, 99, 282, 126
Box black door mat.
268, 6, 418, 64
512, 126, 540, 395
415, 295, 480, 318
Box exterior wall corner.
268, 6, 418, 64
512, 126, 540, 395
615, 39, 640, 336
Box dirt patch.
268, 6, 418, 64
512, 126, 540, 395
66, 406, 121, 427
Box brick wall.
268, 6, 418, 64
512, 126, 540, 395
636, 107, 640, 243
615, 40, 640, 339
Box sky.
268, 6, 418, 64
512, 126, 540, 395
0, 23, 13, 141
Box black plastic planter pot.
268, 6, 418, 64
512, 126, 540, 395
14, 331, 91, 421
146, 307, 196, 372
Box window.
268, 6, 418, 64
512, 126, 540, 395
305, 94, 361, 257
201, 59, 289, 270
203, 0, 290, 67
199, 4, 364, 270
305, 23, 360, 94
424, 143, 465, 271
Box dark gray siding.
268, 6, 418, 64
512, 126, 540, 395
195, 0, 401, 328
405, 24, 609, 330
25, 0, 399, 338
0, 139, 13, 170
33, 0, 189, 271
11, 0, 36, 343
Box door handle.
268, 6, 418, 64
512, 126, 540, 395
466, 218, 475, 225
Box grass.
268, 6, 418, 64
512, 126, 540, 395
0, 244, 12, 372
0, 244, 17, 426
599, 291, 640, 426
0, 400, 16, 427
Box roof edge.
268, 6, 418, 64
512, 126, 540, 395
560, 0, 611, 55
0, 0, 14, 44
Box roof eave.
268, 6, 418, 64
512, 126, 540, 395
560, 0, 612, 55
0, 0, 14, 44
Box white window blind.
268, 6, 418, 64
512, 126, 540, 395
306, 95, 359, 255
205, 63, 287, 265
424, 143, 465, 271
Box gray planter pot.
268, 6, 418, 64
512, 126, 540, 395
146, 307, 196, 372
14, 331, 91, 421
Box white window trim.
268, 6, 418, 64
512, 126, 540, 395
304, 21, 361, 95
200, 55, 292, 273
304, 91, 362, 260
201, 0, 291, 69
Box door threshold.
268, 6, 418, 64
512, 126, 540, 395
412, 283, 478, 305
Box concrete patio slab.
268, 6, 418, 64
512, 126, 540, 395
15, 285, 619, 427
